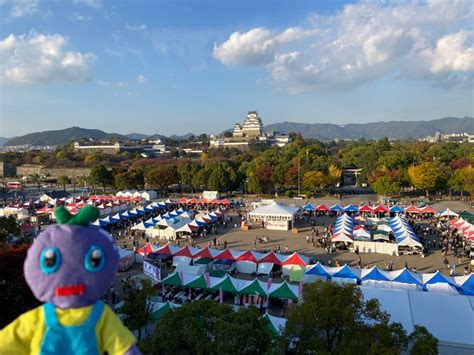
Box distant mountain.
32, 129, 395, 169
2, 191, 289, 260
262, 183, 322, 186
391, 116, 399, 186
5, 127, 126, 147
125, 133, 150, 140
265, 117, 474, 140
168, 133, 195, 141
0, 137, 10, 146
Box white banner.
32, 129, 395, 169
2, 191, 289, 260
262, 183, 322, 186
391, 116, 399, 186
143, 261, 161, 281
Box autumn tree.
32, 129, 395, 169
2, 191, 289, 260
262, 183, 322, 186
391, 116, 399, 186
145, 165, 177, 195
408, 162, 450, 196
327, 164, 342, 187
302, 171, 325, 192
57, 175, 69, 190
88, 164, 114, 191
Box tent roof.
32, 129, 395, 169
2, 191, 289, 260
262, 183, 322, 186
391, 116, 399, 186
184, 274, 208, 289
263, 313, 286, 336
236, 250, 258, 262
268, 281, 298, 300
405, 205, 420, 213
440, 208, 459, 217
330, 204, 344, 211
193, 247, 221, 259
259, 251, 284, 265
389, 205, 405, 213
211, 275, 239, 294
374, 204, 389, 213
249, 202, 300, 217
388, 268, 423, 286
239, 279, 267, 297
305, 262, 331, 277
361, 267, 390, 282
359, 205, 373, 212
331, 264, 360, 279
281, 252, 309, 266
162, 272, 182, 286
214, 248, 237, 261
343, 204, 359, 212
302, 203, 315, 211
316, 204, 329, 211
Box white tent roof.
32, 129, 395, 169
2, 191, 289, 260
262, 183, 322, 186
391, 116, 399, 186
249, 202, 300, 218
440, 208, 459, 217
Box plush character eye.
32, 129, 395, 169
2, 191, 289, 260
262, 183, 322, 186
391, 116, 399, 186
84, 245, 105, 272
40, 247, 61, 274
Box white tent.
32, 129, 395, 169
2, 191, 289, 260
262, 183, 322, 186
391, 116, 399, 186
141, 190, 157, 201
248, 201, 300, 230
440, 208, 459, 217
117, 248, 134, 271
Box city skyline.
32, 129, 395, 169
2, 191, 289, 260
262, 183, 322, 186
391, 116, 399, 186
1, 0, 473, 137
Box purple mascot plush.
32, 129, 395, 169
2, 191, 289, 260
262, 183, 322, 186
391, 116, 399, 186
0, 205, 141, 355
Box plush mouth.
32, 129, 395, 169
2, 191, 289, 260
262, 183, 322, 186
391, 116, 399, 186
55, 284, 86, 297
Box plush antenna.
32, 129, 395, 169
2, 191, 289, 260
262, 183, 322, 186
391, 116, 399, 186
54, 205, 100, 226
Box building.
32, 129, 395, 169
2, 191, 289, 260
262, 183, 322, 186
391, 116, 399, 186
73, 141, 121, 154
210, 111, 292, 150
421, 132, 474, 143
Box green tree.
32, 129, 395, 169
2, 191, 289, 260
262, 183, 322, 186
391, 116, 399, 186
246, 174, 262, 194
88, 164, 114, 191
118, 280, 155, 340
145, 165, 177, 195
114, 170, 144, 190
57, 175, 69, 190
0, 216, 20, 245
207, 166, 230, 191
409, 325, 438, 355
371, 176, 400, 196
283, 282, 409, 354
448, 166, 473, 197
141, 300, 276, 354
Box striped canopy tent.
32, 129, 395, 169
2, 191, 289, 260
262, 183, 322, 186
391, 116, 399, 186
193, 247, 221, 259
454, 274, 474, 296
210, 275, 239, 294
359, 205, 373, 213
173, 246, 201, 258
331, 264, 360, 281
236, 250, 259, 263
386, 268, 423, 287
405, 205, 420, 214
258, 251, 284, 265
330, 204, 344, 212
315, 204, 330, 211
238, 279, 268, 297
302, 203, 315, 211
268, 281, 299, 300
219, 199, 230, 205
152, 244, 181, 256
136, 243, 159, 256
353, 226, 371, 241
304, 262, 332, 279
389, 205, 405, 213
262, 313, 286, 336
360, 266, 390, 282
281, 252, 309, 267
419, 206, 437, 215
183, 274, 208, 289
439, 208, 459, 217
214, 248, 237, 261
162, 272, 183, 286
343, 204, 359, 212
373, 205, 389, 213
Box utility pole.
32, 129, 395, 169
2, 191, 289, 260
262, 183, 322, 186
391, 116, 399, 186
297, 156, 301, 196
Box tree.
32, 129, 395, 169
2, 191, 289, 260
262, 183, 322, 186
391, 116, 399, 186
118, 280, 155, 341
140, 300, 276, 354
145, 165, 177, 194
57, 175, 69, 190
207, 166, 230, 191
88, 164, 114, 191
371, 176, 400, 196
448, 166, 473, 197
114, 170, 144, 190
0, 245, 42, 328
283, 282, 409, 354
409, 325, 438, 355
327, 164, 342, 187
0, 216, 20, 245
302, 171, 325, 192
408, 162, 449, 196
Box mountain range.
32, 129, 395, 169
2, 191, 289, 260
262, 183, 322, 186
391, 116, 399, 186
2, 117, 472, 147
264, 117, 473, 140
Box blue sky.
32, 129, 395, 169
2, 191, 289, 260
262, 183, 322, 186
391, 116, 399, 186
1, 0, 473, 137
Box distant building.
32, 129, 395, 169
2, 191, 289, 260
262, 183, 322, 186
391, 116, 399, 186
421, 132, 473, 143
210, 111, 292, 150
73, 141, 121, 154
74, 141, 169, 156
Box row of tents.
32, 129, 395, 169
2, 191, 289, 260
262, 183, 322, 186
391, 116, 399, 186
449, 217, 474, 241
303, 203, 448, 215
179, 197, 231, 205
139, 243, 472, 295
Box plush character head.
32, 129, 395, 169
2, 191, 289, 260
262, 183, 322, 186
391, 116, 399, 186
24, 206, 119, 309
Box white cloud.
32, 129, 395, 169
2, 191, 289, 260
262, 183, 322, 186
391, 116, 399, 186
10, 0, 40, 18
126, 23, 146, 32
73, 0, 102, 8
136, 74, 147, 84
97, 80, 128, 88
0, 32, 95, 85
214, 0, 474, 93
213, 27, 317, 66
72, 12, 91, 22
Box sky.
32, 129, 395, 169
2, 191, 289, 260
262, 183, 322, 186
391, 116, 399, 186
0, 0, 473, 138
